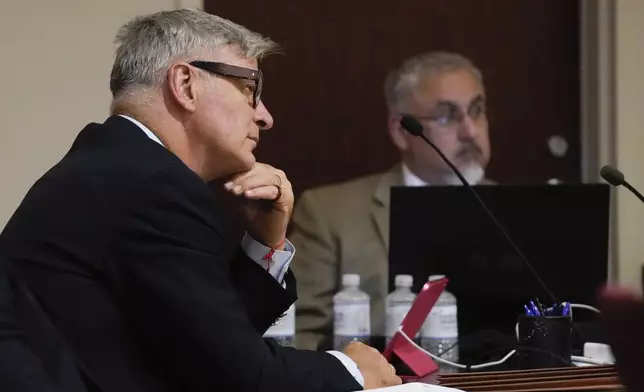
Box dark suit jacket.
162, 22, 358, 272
0, 257, 89, 392
0, 116, 361, 392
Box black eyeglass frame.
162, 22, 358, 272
189, 60, 263, 108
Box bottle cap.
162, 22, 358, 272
342, 274, 360, 287
395, 274, 413, 287
428, 274, 446, 282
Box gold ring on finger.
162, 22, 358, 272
274, 185, 283, 200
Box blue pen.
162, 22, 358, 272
535, 298, 546, 316
563, 302, 571, 316
529, 300, 541, 316
524, 304, 534, 316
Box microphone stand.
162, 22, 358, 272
406, 121, 558, 305
623, 181, 644, 204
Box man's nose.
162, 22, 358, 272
458, 114, 478, 139
254, 101, 274, 130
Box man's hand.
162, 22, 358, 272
343, 342, 402, 390
223, 163, 294, 248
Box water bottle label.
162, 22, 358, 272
386, 303, 412, 338
264, 304, 295, 338
422, 304, 458, 339
334, 302, 370, 336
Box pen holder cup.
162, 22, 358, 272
517, 315, 572, 369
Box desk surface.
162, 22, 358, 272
419, 365, 622, 391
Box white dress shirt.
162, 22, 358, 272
402, 162, 484, 186
119, 114, 364, 388
402, 163, 429, 187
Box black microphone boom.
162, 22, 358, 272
399, 114, 558, 304
600, 165, 644, 204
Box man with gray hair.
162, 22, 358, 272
0, 9, 400, 392
291, 51, 493, 350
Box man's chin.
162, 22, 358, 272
221, 154, 256, 177
239, 153, 257, 170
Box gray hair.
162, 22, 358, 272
383, 51, 484, 113
110, 9, 277, 107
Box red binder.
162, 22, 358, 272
383, 276, 449, 379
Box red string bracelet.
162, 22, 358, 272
262, 238, 286, 272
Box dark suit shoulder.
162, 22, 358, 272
0, 116, 204, 274
63, 116, 189, 188
46, 116, 206, 211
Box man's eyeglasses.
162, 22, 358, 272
189, 61, 263, 108
414, 97, 486, 131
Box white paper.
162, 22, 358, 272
353, 382, 464, 392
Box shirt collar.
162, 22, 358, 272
401, 162, 485, 186
118, 114, 164, 147
401, 163, 428, 187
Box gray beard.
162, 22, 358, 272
441, 164, 485, 185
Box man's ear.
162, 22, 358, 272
388, 113, 409, 151
167, 62, 197, 113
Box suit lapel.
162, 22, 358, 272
370, 164, 404, 251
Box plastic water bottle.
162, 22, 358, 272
333, 274, 371, 350
421, 275, 459, 372
385, 274, 417, 345
263, 303, 295, 347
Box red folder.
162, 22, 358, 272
383, 277, 449, 379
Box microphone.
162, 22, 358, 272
399, 114, 558, 304
600, 165, 644, 203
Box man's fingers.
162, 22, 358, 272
242, 185, 281, 200
224, 174, 259, 193
223, 167, 256, 186
388, 375, 402, 386
223, 163, 282, 187
225, 173, 288, 196
381, 377, 402, 387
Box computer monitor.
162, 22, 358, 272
388, 184, 610, 359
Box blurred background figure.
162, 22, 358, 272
290, 52, 494, 350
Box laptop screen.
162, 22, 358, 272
389, 184, 610, 354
